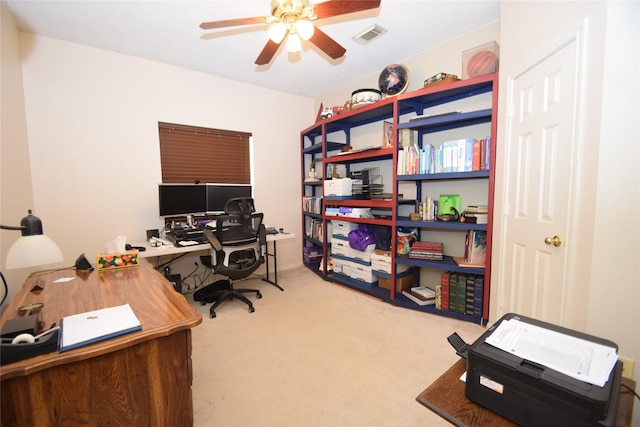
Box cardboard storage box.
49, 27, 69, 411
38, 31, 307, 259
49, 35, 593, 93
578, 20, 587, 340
331, 220, 358, 237
333, 258, 377, 286
324, 178, 354, 197
378, 272, 414, 292
331, 235, 375, 262
370, 250, 410, 275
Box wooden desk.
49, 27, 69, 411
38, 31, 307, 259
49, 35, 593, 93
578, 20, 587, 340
416, 359, 635, 427
0, 260, 202, 426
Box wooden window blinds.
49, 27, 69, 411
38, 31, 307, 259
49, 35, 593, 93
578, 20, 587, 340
158, 122, 251, 184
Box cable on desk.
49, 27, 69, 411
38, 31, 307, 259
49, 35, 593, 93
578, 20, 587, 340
621, 382, 640, 401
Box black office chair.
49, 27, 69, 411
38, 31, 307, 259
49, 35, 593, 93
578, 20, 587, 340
196, 202, 266, 318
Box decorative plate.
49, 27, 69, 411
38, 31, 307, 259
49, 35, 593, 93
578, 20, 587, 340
378, 64, 410, 97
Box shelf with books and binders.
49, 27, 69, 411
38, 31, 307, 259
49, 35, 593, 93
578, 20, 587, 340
392, 73, 497, 325
300, 73, 497, 325
301, 122, 329, 276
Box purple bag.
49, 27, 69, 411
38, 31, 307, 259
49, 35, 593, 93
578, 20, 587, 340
348, 224, 375, 251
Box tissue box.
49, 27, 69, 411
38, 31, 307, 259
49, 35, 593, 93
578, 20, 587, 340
96, 251, 139, 271
462, 41, 499, 79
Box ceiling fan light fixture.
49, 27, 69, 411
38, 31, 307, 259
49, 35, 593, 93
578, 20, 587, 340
296, 19, 314, 41
287, 33, 302, 52
268, 22, 287, 43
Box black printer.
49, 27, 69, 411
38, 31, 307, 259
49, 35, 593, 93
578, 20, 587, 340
463, 313, 622, 427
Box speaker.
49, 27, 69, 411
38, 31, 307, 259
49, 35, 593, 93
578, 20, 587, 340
75, 253, 93, 271
169, 274, 182, 293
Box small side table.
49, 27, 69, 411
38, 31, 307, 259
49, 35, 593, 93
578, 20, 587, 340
416, 358, 635, 427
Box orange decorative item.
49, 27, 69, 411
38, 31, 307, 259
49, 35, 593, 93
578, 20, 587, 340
96, 251, 139, 270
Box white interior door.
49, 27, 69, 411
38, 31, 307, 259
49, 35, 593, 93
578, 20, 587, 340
495, 40, 580, 326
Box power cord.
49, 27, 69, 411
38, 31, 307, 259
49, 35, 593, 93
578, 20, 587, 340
621, 381, 640, 401
0, 271, 8, 306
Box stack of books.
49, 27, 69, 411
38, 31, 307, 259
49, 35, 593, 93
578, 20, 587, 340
402, 286, 436, 306
461, 205, 489, 224
409, 241, 443, 260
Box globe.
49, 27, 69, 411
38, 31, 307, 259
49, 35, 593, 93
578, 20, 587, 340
378, 64, 409, 96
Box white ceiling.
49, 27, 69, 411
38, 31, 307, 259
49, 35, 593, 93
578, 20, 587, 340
6, 0, 500, 98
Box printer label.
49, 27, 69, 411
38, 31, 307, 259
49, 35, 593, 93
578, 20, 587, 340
480, 375, 504, 394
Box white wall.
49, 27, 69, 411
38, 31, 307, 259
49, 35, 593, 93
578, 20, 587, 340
318, 22, 500, 111
5, 29, 312, 297
494, 2, 639, 422
0, 1, 36, 307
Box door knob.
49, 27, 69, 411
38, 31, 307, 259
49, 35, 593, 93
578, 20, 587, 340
544, 235, 562, 247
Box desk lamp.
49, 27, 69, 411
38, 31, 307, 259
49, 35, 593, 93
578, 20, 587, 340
1, 210, 63, 269
1, 210, 63, 304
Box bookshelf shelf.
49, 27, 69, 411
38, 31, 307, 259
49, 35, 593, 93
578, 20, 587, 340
300, 73, 498, 324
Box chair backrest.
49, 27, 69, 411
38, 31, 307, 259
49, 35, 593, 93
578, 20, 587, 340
224, 197, 255, 218
215, 211, 264, 246
204, 213, 265, 281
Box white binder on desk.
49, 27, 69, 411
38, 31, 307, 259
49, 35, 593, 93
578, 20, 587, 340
59, 303, 142, 352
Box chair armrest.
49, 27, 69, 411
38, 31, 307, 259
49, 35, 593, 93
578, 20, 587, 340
204, 228, 223, 252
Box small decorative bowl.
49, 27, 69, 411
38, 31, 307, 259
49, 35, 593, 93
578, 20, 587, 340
351, 88, 382, 109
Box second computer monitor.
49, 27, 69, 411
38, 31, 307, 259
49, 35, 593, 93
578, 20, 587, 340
206, 184, 252, 214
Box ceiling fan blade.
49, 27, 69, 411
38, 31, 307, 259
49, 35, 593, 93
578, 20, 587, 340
313, 0, 381, 20
200, 16, 267, 30
255, 39, 283, 65
309, 26, 346, 60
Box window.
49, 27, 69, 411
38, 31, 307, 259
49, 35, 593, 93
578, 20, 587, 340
158, 122, 251, 184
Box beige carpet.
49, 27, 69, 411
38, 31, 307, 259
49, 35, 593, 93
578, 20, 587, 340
188, 266, 486, 427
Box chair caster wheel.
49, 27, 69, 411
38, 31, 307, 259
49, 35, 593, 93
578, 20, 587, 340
249, 306, 255, 313
256, 292, 262, 299
210, 312, 217, 318
200, 301, 206, 306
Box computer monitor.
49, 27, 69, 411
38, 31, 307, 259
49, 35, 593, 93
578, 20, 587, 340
158, 184, 207, 217
206, 184, 252, 214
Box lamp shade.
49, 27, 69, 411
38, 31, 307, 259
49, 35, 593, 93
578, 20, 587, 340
287, 33, 302, 52
268, 22, 287, 43
5, 234, 64, 269
2, 210, 64, 269
296, 20, 314, 41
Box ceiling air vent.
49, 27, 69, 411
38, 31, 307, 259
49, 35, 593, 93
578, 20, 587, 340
353, 24, 387, 45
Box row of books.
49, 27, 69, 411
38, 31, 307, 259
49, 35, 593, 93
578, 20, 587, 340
306, 219, 323, 242
439, 272, 484, 317
302, 196, 322, 214
397, 137, 491, 175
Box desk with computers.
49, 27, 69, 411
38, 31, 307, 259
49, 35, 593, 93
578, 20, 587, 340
147, 184, 293, 312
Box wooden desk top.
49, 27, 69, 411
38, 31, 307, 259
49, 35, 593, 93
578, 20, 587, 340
0, 259, 202, 380
417, 359, 635, 427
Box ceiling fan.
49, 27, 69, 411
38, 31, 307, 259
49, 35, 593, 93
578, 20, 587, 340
200, 0, 381, 65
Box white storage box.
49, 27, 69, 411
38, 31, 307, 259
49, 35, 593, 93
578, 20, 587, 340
370, 251, 410, 275
348, 262, 377, 284
331, 220, 358, 237
333, 258, 377, 285
331, 235, 376, 262
324, 178, 354, 197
